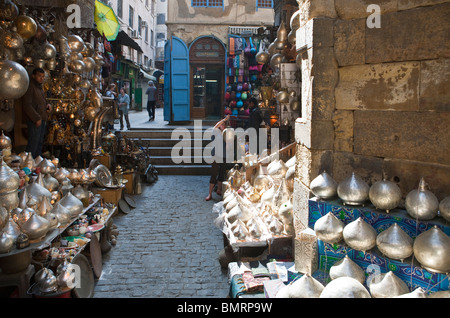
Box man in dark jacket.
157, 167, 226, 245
22, 68, 51, 158
246, 97, 263, 154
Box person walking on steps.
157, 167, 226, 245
205, 115, 230, 201
146, 80, 157, 121
118, 87, 131, 130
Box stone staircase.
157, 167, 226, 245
122, 127, 214, 175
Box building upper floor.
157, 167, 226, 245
167, 0, 275, 27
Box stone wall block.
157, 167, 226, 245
300, 46, 337, 121
335, 62, 420, 111
334, 18, 365, 66
296, 0, 337, 27
294, 228, 318, 275
335, 0, 398, 19
398, 0, 450, 11
332, 151, 384, 186
295, 118, 334, 150
333, 110, 354, 153
366, 3, 450, 63
354, 111, 450, 165
296, 17, 335, 52
383, 158, 450, 201
295, 143, 333, 186
292, 178, 311, 235
419, 59, 450, 111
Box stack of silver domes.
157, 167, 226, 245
310, 171, 450, 275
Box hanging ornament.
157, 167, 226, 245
0, 59, 29, 100
14, 15, 37, 41
405, 178, 439, 220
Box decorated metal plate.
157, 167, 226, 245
118, 199, 130, 214
93, 164, 113, 187
123, 194, 136, 208
89, 232, 103, 279
71, 253, 94, 298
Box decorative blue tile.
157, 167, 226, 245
309, 199, 450, 293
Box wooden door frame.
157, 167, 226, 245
189, 36, 226, 119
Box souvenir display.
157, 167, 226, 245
313, 212, 344, 244
337, 172, 369, 206
319, 277, 371, 298
439, 196, 450, 222
288, 274, 324, 298
342, 217, 377, 252
376, 223, 413, 261
368, 271, 410, 298
413, 226, 450, 274
405, 178, 439, 220
310, 171, 337, 200
329, 255, 366, 284
369, 178, 402, 213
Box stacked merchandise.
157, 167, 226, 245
225, 36, 268, 126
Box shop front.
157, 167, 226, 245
164, 35, 226, 122
190, 36, 226, 119
0, 0, 150, 298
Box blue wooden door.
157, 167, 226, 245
163, 40, 171, 121
164, 37, 190, 122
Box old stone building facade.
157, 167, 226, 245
292, 0, 450, 261
164, 0, 275, 120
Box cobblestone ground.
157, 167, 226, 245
93, 175, 230, 298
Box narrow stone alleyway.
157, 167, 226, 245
93, 175, 230, 298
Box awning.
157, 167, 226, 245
151, 69, 164, 77
140, 69, 156, 81
113, 30, 143, 53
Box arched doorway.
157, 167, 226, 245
189, 36, 226, 119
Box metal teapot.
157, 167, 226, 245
0, 131, 11, 149
438, 196, 450, 222
50, 202, 71, 226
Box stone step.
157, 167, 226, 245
131, 138, 211, 148
144, 146, 209, 156
154, 164, 211, 175
124, 127, 213, 139
121, 127, 216, 176
149, 156, 214, 166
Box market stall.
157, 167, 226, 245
224, 18, 300, 148
0, 0, 143, 298
215, 143, 297, 265
219, 157, 450, 298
